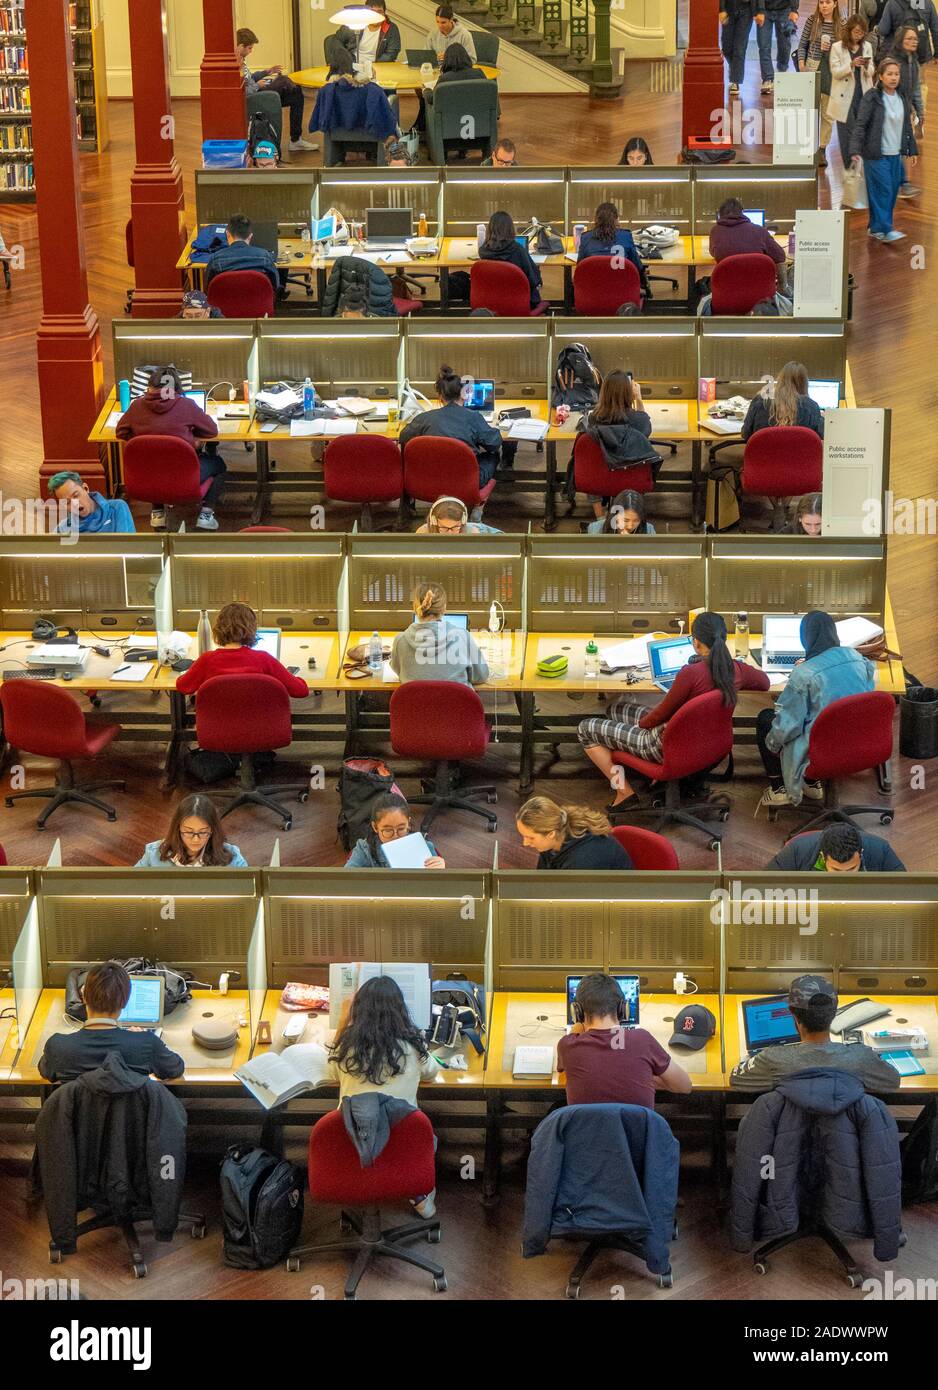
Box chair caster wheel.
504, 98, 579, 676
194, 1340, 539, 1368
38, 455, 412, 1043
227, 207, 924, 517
339, 1215, 353, 1234
286, 1256, 300, 1272
4, 799, 11, 808
719, 808, 730, 822
767, 808, 778, 823
107, 812, 117, 822
486, 821, 497, 832
132, 1261, 148, 1279
486, 793, 497, 803
298, 792, 309, 803
846, 1272, 861, 1288
754, 1261, 768, 1275
709, 838, 720, 852
49, 1246, 62, 1264
427, 1227, 441, 1244
344, 1290, 358, 1301
433, 1274, 447, 1292
89, 697, 102, 709
190, 1221, 206, 1239
658, 1272, 673, 1289
565, 1281, 580, 1300
282, 819, 293, 831
880, 813, 893, 825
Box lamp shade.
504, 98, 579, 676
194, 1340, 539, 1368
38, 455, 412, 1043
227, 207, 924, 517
328, 6, 381, 28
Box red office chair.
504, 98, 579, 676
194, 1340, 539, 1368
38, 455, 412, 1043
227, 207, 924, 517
390, 681, 497, 833
286, 1109, 445, 1299
0, 682, 124, 829
573, 257, 642, 315
571, 435, 656, 515
709, 253, 778, 316
206, 269, 275, 318
775, 692, 896, 835
393, 295, 423, 316
611, 825, 680, 870
324, 436, 403, 530
402, 437, 497, 513
610, 689, 735, 850
470, 261, 549, 317
0, 845, 7, 864
709, 426, 823, 531
121, 437, 214, 532
194, 675, 309, 830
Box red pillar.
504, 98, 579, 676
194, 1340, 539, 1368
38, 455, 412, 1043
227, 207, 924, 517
201, 0, 247, 141
682, 0, 727, 148
129, 0, 187, 317
26, 0, 106, 493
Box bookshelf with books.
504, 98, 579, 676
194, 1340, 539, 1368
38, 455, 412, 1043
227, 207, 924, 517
69, 0, 108, 153
0, 0, 33, 200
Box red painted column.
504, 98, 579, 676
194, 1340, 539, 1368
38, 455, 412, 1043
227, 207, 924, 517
26, 0, 106, 493
201, 0, 246, 141
682, 0, 727, 148
129, 0, 186, 317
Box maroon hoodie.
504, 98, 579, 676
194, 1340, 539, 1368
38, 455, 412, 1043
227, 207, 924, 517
708, 214, 785, 265
116, 390, 218, 444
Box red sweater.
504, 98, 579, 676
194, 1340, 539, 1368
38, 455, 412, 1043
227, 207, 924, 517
639, 658, 770, 730
175, 646, 309, 698
116, 392, 218, 445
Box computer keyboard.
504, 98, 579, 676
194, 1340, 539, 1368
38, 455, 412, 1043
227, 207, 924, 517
2, 668, 61, 680
771, 653, 801, 667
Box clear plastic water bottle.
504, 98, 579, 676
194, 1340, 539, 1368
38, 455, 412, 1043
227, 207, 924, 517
585, 639, 599, 679
735, 611, 750, 660
303, 376, 315, 419
368, 631, 383, 674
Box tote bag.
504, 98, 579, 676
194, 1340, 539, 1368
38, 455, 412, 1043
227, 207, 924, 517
841, 163, 868, 210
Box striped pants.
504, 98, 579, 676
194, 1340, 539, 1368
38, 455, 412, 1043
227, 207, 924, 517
577, 697, 664, 763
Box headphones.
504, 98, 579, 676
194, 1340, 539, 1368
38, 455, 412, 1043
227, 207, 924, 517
427, 496, 468, 531
573, 979, 627, 1025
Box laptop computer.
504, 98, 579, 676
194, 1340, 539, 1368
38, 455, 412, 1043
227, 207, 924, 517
249, 221, 280, 257
648, 635, 695, 692
444, 613, 469, 629
253, 627, 282, 659
743, 208, 766, 227
808, 378, 841, 410
184, 389, 207, 412
406, 48, 438, 67
118, 974, 165, 1034
565, 974, 640, 1031
761, 614, 804, 676
465, 379, 495, 419
365, 208, 413, 249
741, 994, 800, 1053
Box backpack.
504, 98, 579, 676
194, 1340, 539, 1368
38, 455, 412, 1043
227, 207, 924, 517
65, 958, 194, 1022
248, 108, 282, 164
901, 1096, 938, 1205
430, 978, 486, 1054
552, 343, 602, 410
336, 757, 405, 852
220, 1145, 304, 1269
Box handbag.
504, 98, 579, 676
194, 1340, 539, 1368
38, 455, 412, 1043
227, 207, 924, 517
533, 224, 563, 256
841, 164, 868, 210
343, 640, 391, 676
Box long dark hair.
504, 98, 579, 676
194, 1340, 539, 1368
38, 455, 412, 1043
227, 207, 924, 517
619, 137, 653, 166
602, 488, 648, 534
483, 209, 516, 252
691, 610, 738, 709
158, 793, 234, 865
592, 369, 636, 423
330, 975, 429, 1084
442, 44, 472, 73
593, 202, 620, 245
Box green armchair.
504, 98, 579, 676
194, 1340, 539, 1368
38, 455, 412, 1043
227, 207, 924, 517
425, 78, 498, 164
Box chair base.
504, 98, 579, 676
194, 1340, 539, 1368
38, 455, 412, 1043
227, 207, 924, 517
778, 779, 895, 836
609, 776, 729, 851
564, 1233, 673, 1299
49, 1208, 206, 1278
753, 1221, 862, 1287
286, 1206, 445, 1299
5, 765, 125, 830
208, 752, 308, 831
407, 760, 497, 835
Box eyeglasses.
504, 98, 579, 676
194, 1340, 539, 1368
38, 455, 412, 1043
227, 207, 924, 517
434, 520, 463, 534
377, 820, 412, 841
180, 828, 212, 840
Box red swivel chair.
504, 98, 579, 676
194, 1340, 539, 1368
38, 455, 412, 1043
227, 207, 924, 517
390, 681, 497, 833
470, 261, 549, 316
286, 1109, 445, 1299
611, 825, 680, 870
194, 675, 309, 830
709, 426, 823, 531
573, 257, 643, 315
206, 269, 275, 318
122, 437, 214, 532
776, 692, 896, 835
324, 436, 403, 530
709, 253, 778, 316
402, 437, 497, 514
571, 434, 655, 516
610, 689, 735, 850
0, 682, 124, 829
393, 294, 423, 316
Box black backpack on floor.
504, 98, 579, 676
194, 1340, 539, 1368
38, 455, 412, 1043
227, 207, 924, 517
220, 1145, 304, 1269
248, 108, 282, 164
901, 1097, 938, 1206
336, 757, 405, 852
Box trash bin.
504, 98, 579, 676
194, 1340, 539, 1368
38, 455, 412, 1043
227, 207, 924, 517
201, 139, 248, 169
899, 686, 938, 760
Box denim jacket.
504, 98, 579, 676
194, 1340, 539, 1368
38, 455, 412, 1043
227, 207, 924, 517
766, 646, 875, 802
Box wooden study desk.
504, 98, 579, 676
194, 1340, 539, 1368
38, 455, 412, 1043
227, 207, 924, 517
290, 61, 498, 91
89, 389, 253, 496
0, 987, 16, 1083
691, 232, 791, 269
176, 232, 314, 294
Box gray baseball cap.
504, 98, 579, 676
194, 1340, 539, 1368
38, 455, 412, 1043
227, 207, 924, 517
788, 974, 838, 1009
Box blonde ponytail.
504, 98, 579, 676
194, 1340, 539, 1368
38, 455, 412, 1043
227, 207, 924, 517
412, 580, 447, 621
517, 796, 611, 839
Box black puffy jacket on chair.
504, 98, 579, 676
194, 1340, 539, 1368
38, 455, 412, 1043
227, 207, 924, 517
320, 254, 396, 317
730, 1067, 902, 1262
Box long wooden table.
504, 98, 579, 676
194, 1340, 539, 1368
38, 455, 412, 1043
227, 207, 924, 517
290, 61, 498, 91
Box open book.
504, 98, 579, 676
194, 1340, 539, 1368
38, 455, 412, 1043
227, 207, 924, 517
328, 962, 431, 1030
235, 1042, 331, 1109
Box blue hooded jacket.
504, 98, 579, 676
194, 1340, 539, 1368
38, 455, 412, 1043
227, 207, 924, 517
56, 493, 136, 536
522, 1103, 679, 1274
308, 79, 397, 141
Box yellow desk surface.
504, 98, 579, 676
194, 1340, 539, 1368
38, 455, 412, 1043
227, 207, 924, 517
168, 633, 342, 691
549, 399, 702, 442
7, 988, 254, 1087
290, 61, 498, 90
338, 629, 524, 692
0, 631, 168, 693
89, 389, 252, 445
691, 233, 791, 266
177, 232, 313, 277
0, 987, 17, 1080
484, 990, 724, 1091
723, 994, 938, 1095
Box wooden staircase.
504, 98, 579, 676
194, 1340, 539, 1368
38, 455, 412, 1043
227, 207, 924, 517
460, 0, 623, 95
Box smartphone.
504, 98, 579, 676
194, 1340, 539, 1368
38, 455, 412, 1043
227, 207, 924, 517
260, 421, 278, 433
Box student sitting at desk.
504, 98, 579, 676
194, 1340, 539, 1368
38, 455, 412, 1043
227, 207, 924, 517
576, 202, 645, 284
416, 495, 502, 535
136, 793, 248, 869
390, 582, 490, 685
204, 215, 281, 299
428, 4, 477, 62
579, 611, 769, 811
178, 289, 223, 320
756, 610, 875, 812
115, 366, 226, 533
49, 471, 136, 536
38, 962, 185, 1084
619, 136, 654, 166
399, 363, 512, 491
587, 488, 655, 536
334, 2, 402, 66
558, 973, 691, 1108
729, 973, 899, 1094
482, 137, 517, 167
345, 793, 445, 867
783, 492, 823, 535
577, 370, 656, 524
765, 822, 906, 872
478, 210, 544, 312
175, 602, 309, 699
515, 797, 634, 870
708, 198, 787, 292
741, 362, 825, 443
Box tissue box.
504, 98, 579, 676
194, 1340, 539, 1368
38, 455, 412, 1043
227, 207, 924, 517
698, 377, 716, 403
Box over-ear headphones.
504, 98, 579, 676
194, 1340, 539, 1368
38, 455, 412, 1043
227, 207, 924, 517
573, 979, 627, 1025
428, 496, 468, 529
32, 616, 59, 641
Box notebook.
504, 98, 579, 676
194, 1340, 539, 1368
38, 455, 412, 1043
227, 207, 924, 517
512, 1046, 555, 1078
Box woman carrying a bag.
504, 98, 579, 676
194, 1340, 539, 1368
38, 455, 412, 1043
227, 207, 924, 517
829, 11, 876, 200
850, 54, 918, 241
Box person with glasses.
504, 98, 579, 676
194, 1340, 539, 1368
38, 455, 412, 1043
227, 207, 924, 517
483, 138, 517, 167
344, 793, 446, 867
135, 794, 248, 867
416, 496, 503, 534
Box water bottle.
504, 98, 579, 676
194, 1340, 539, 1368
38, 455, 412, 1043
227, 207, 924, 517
585, 639, 599, 679
476, 221, 487, 250
303, 376, 315, 419
197, 609, 213, 656
118, 378, 131, 412
418, 210, 428, 238
368, 631, 383, 674
734, 612, 750, 660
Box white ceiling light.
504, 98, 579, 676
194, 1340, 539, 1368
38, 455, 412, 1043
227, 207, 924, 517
328, 6, 381, 28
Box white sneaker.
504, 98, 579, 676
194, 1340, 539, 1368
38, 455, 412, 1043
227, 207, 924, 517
149, 507, 166, 530
288, 137, 317, 152
802, 781, 825, 802
756, 786, 791, 814
761, 79, 774, 94
868, 231, 885, 240
411, 1188, 436, 1219
881, 229, 906, 243
196, 508, 219, 531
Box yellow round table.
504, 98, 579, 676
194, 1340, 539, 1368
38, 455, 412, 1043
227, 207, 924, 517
290, 62, 499, 90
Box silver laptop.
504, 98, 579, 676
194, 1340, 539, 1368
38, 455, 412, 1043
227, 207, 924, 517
118, 974, 165, 1035
253, 627, 282, 659
365, 207, 413, 249
761, 614, 805, 675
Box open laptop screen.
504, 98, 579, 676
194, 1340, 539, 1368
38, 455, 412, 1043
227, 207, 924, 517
742, 994, 800, 1051
119, 975, 165, 1028
253, 628, 282, 659
650, 636, 694, 680
808, 379, 840, 410
743, 208, 765, 227
763, 615, 804, 655
566, 975, 640, 1027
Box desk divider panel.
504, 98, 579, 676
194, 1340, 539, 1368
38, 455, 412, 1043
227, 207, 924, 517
552, 320, 697, 399
0, 870, 35, 974
316, 166, 444, 235
168, 533, 344, 630
566, 167, 694, 235
0, 536, 165, 633
527, 533, 705, 634
348, 533, 524, 630
692, 166, 819, 235
36, 869, 263, 984
263, 869, 490, 986
194, 169, 317, 231
111, 319, 258, 403
493, 872, 720, 991
698, 318, 847, 400
403, 316, 550, 400
442, 167, 566, 237
256, 318, 401, 400
708, 535, 886, 628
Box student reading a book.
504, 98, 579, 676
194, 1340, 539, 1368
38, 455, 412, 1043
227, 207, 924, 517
558, 973, 691, 1108
515, 797, 634, 870
38, 962, 185, 1083
344, 793, 445, 868
587, 488, 656, 536
136, 794, 247, 868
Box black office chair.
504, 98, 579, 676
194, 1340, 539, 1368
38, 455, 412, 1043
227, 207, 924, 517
2, 260, 10, 291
